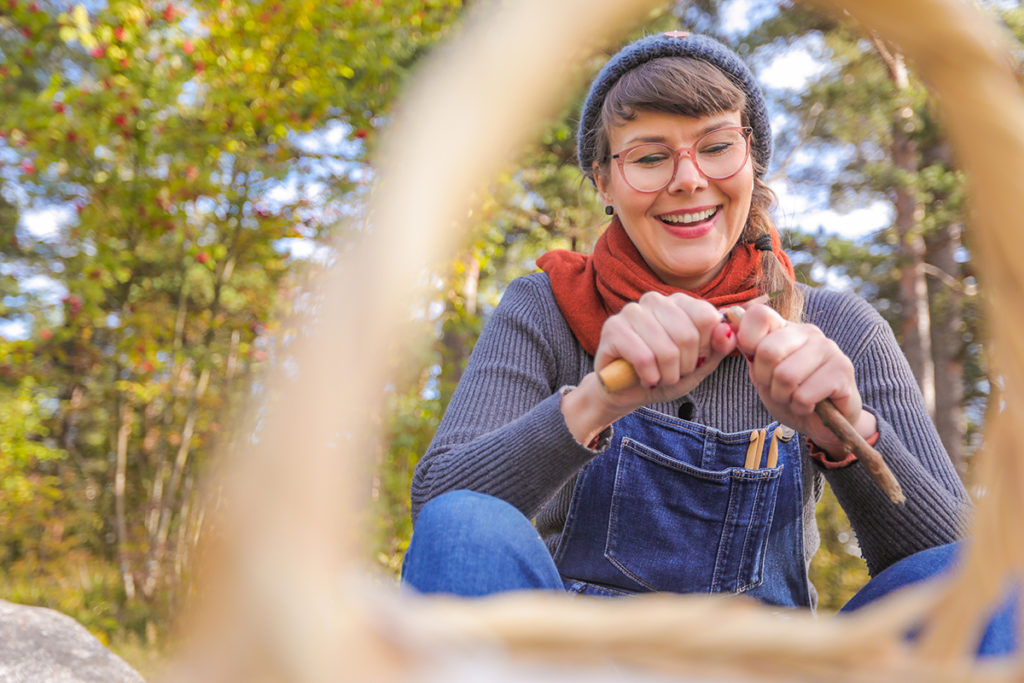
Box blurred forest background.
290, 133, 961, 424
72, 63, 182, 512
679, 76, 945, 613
1, 0, 1022, 675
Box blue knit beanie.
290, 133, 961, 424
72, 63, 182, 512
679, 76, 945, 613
578, 31, 772, 178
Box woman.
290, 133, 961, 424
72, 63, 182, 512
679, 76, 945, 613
402, 32, 1011, 650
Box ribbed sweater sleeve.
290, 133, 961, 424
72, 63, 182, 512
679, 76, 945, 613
410, 275, 599, 523
802, 288, 971, 575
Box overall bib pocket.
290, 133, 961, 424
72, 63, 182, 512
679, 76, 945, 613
606, 436, 783, 594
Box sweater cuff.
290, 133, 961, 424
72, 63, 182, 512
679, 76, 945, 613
807, 430, 879, 470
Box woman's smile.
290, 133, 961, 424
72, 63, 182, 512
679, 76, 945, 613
659, 206, 718, 226
657, 205, 720, 238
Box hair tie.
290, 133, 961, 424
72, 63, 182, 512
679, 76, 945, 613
754, 234, 773, 252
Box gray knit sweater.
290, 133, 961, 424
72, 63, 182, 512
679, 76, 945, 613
411, 272, 970, 578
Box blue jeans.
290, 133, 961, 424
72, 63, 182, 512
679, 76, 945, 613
402, 490, 1019, 657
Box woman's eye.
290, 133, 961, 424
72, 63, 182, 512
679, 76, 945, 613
630, 153, 669, 165
700, 142, 732, 156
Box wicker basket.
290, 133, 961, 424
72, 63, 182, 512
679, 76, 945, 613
165, 1, 1023, 680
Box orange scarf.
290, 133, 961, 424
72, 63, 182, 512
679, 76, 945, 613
536, 217, 794, 355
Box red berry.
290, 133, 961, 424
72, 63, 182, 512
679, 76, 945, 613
355, 128, 368, 139
195, 252, 210, 264
20, 160, 35, 174
91, 45, 105, 58
62, 295, 83, 313
182, 40, 194, 55
53, 102, 67, 114
114, 26, 126, 41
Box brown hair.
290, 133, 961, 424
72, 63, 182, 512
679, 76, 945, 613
586, 57, 803, 321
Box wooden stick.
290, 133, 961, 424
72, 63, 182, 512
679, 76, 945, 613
814, 399, 904, 504
743, 430, 761, 469
597, 303, 906, 504
766, 430, 780, 469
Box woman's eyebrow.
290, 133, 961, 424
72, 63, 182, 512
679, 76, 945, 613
622, 134, 669, 145
621, 120, 740, 147
697, 119, 738, 135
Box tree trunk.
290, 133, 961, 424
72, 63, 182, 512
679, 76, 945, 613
892, 148, 935, 415
115, 395, 136, 601
927, 223, 967, 479
142, 364, 211, 599
876, 40, 935, 414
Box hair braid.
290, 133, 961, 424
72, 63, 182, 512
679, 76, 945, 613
744, 175, 803, 322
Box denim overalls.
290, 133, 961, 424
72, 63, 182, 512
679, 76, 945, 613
553, 407, 811, 608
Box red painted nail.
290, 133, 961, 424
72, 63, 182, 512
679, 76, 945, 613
696, 356, 706, 368
745, 354, 755, 362
648, 384, 658, 391
725, 328, 733, 339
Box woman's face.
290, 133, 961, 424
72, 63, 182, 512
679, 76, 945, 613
595, 109, 753, 290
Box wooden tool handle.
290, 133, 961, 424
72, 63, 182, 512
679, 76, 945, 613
597, 359, 640, 392
814, 400, 905, 504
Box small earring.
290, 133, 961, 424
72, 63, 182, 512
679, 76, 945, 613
604, 205, 614, 216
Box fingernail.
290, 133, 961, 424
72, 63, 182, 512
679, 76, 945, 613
696, 357, 706, 368
725, 328, 733, 339
648, 384, 658, 391
745, 354, 755, 362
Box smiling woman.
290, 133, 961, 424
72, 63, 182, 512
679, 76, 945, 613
403, 30, 985, 631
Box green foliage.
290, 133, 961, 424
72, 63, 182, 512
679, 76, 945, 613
809, 486, 869, 613
371, 371, 443, 577
0, 0, 467, 656
0, 355, 121, 639
0, 370, 88, 567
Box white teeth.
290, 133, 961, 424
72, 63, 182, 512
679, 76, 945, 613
661, 207, 716, 225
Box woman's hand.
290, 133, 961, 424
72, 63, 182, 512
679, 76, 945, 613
561, 291, 736, 447
734, 304, 877, 457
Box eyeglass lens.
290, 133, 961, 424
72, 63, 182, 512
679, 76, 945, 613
620, 128, 749, 191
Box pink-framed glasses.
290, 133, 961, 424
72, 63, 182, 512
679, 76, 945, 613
610, 126, 753, 192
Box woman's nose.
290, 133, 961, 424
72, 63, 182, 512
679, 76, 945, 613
667, 151, 707, 194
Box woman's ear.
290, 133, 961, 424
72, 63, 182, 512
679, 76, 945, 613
593, 163, 610, 202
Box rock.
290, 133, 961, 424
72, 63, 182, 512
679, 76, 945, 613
0, 600, 145, 683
